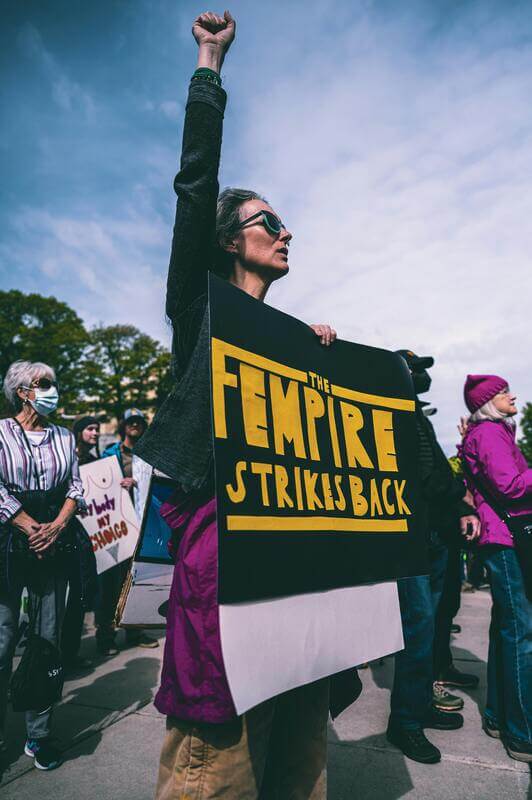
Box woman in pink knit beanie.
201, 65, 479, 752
461, 374, 532, 764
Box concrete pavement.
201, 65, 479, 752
1, 588, 530, 799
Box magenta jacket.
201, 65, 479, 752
462, 420, 532, 547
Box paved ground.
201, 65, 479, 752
0, 588, 530, 799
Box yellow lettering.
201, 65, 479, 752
394, 479, 412, 515
349, 475, 369, 516
333, 474, 346, 511
226, 461, 247, 503
240, 364, 269, 448
274, 465, 294, 509
251, 462, 273, 506
372, 410, 398, 472
340, 401, 374, 469
294, 466, 304, 510
211, 339, 238, 439
381, 478, 395, 514
327, 395, 342, 468
320, 473, 335, 511
370, 479, 384, 516
269, 375, 306, 458
303, 387, 325, 461
303, 469, 324, 510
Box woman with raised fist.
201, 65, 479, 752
136, 11, 336, 799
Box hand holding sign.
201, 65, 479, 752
310, 324, 337, 347
77, 455, 140, 574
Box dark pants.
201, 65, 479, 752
389, 533, 448, 730
482, 546, 532, 745
433, 545, 462, 676
94, 560, 130, 644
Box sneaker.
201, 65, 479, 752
432, 683, 464, 712
125, 631, 159, 649
505, 737, 532, 763
24, 739, 62, 770
482, 717, 501, 739
386, 725, 441, 764
435, 665, 479, 689
424, 707, 464, 730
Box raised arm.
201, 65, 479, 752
165, 11, 235, 324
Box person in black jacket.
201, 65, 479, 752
386, 350, 480, 765
135, 11, 342, 800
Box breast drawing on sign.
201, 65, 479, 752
83, 457, 138, 529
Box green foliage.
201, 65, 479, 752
0, 291, 171, 421
518, 402, 532, 466
80, 324, 171, 420
0, 290, 89, 414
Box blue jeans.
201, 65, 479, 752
482, 546, 532, 745
389, 533, 448, 729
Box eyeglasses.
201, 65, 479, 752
22, 378, 58, 391
236, 210, 286, 237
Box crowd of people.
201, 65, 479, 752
0, 9, 530, 799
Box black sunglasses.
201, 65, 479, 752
22, 378, 58, 391
236, 210, 285, 236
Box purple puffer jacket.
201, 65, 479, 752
462, 420, 532, 547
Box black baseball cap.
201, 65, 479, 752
396, 350, 434, 372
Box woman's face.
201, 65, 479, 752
82, 424, 100, 445
229, 199, 292, 280
492, 387, 517, 416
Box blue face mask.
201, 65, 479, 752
29, 386, 59, 417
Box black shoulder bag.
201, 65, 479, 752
10, 593, 64, 712
462, 458, 532, 600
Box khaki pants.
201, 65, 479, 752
155, 679, 329, 800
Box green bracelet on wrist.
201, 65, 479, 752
191, 67, 222, 87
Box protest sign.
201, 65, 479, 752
77, 455, 140, 574
117, 473, 174, 628
209, 274, 426, 604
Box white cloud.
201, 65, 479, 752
2, 205, 170, 345
219, 1, 532, 451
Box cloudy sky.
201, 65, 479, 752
2, 0, 532, 451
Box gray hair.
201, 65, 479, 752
214, 187, 266, 277
3, 360, 56, 412
469, 399, 515, 429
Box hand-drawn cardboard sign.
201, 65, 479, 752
116, 472, 175, 628
209, 274, 427, 604
77, 455, 140, 574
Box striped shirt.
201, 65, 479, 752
0, 418, 85, 523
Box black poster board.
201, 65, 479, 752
209, 275, 427, 603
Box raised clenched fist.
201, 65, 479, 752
192, 10, 236, 52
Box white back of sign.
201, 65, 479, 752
220, 581, 403, 715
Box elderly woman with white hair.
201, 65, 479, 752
461, 374, 532, 765
0, 360, 88, 771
